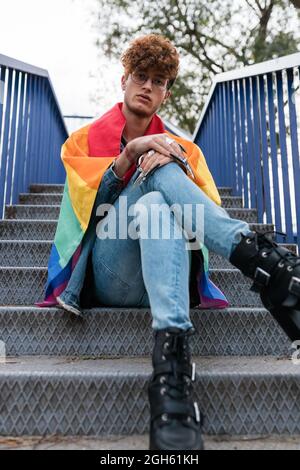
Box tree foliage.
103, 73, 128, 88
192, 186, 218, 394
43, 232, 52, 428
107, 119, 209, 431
92, 0, 300, 133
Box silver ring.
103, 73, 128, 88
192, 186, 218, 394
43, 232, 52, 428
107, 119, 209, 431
165, 136, 175, 146
138, 155, 145, 166
147, 150, 155, 157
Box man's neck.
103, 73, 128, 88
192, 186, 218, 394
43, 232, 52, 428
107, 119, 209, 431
122, 102, 153, 142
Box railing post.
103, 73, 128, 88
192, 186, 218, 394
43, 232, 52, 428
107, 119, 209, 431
35, 77, 44, 185
245, 77, 257, 209
0, 66, 6, 217
233, 80, 242, 197
266, 73, 283, 239
287, 67, 300, 252
217, 85, 225, 187
0, 67, 5, 137
20, 73, 31, 196
0, 68, 13, 218
12, 71, 26, 204
276, 70, 293, 243
258, 74, 272, 225
252, 75, 264, 223
239, 78, 250, 208
5, 70, 20, 207
226, 81, 235, 193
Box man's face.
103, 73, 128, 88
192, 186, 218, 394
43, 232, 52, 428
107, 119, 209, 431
121, 67, 171, 118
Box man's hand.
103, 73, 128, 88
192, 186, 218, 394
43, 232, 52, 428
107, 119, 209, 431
126, 134, 185, 163
138, 151, 173, 175
114, 134, 187, 179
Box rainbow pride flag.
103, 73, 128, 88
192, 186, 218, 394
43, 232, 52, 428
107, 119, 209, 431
36, 102, 229, 309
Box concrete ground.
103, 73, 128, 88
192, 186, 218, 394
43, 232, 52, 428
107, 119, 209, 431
0, 435, 299, 450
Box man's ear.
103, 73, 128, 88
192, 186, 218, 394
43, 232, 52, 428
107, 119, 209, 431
121, 75, 127, 91
163, 90, 172, 104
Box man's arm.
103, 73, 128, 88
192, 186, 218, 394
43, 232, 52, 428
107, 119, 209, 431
112, 146, 135, 179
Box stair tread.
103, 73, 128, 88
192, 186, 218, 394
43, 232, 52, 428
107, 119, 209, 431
0, 306, 291, 358
0, 355, 297, 376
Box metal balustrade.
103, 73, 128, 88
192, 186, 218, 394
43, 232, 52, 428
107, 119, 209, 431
0, 54, 68, 219
193, 53, 300, 248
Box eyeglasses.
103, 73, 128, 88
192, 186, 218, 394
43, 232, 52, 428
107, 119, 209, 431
130, 70, 169, 90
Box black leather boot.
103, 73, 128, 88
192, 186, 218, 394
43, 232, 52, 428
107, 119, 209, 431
148, 326, 204, 451
229, 230, 300, 341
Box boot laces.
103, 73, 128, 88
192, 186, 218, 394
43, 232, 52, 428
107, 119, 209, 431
162, 330, 195, 400
255, 230, 300, 270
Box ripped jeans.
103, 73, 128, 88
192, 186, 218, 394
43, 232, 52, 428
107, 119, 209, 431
59, 162, 252, 331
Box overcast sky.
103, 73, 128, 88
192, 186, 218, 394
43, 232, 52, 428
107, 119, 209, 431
0, 0, 124, 118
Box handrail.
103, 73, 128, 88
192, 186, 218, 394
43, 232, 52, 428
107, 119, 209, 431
0, 54, 68, 218
193, 52, 300, 140
193, 52, 300, 249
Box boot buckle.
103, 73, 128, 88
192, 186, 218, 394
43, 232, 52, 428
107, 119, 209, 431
252, 267, 271, 291
288, 276, 300, 296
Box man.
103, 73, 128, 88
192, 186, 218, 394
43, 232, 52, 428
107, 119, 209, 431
38, 34, 300, 450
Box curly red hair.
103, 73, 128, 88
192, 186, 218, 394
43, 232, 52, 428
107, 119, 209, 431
121, 34, 180, 89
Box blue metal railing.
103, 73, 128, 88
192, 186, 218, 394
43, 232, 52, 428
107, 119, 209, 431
0, 54, 68, 218
193, 53, 300, 249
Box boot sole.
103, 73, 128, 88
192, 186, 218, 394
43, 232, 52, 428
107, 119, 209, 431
260, 290, 300, 341
149, 437, 205, 451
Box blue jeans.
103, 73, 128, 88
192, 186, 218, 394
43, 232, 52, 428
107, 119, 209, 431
60, 162, 252, 331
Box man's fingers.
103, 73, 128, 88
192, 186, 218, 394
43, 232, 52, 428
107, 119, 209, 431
140, 154, 160, 173
169, 141, 184, 157
157, 136, 185, 158
152, 140, 173, 158
141, 153, 173, 174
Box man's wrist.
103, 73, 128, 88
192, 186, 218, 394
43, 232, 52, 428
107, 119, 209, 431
111, 160, 125, 180
123, 142, 135, 164
111, 151, 132, 179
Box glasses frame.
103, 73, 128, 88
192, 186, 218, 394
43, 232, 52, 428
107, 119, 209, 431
130, 70, 170, 91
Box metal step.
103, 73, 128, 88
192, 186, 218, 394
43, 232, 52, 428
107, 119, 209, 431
0, 240, 297, 269
0, 356, 299, 437
221, 196, 243, 208
19, 194, 63, 206
28, 184, 234, 197
0, 307, 291, 358
0, 241, 52, 267
0, 220, 275, 241
0, 220, 57, 241
20, 193, 240, 207
29, 184, 64, 194
5, 205, 61, 220
5, 205, 258, 223
0, 267, 272, 307
217, 187, 233, 197
0, 434, 298, 451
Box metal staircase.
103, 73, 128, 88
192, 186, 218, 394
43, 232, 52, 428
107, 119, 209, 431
0, 184, 299, 439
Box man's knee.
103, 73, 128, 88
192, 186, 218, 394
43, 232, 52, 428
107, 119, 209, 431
145, 161, 184, 189
137, 191, 166, 207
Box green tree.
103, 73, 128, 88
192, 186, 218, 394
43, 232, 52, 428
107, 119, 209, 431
92, 0, 300, 133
